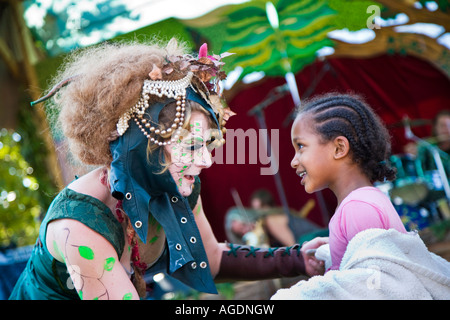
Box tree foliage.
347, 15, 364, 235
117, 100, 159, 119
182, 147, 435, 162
0, 129, 44, 248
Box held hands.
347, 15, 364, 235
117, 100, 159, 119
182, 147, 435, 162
300, 237, 329, 277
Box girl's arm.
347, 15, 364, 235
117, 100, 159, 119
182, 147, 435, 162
47, 219, 139, 300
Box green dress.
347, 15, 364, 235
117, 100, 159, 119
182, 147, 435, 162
9, 182, 200, 300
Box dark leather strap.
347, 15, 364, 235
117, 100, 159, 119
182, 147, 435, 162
215, 243, 306, 282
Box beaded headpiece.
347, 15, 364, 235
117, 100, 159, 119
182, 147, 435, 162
116, 72, 193, 146
115, 43, 235, 146
31, 42, 236, 147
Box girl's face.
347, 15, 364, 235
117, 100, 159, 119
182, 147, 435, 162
290, 114, 337, 194
164, 111, 214, 196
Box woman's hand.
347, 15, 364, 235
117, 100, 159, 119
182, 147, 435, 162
300, 237, 329, 277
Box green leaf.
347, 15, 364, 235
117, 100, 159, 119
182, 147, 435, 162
148, 236, 159, 244
123, 292, 133, 300
104, 257, 116, 271
78, 246, 95, 260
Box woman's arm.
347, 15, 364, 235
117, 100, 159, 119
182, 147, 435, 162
47, 219, 139, 300
191, 196, 228, 277
192, 196, 328, 279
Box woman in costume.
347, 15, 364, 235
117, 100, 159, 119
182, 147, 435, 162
10, 39, 326, 300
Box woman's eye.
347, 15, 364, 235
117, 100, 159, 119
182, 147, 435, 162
190, 144, 203, 151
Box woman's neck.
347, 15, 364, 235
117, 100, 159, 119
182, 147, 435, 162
68, 166, 117, 212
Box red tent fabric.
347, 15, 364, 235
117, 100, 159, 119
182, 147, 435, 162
200, 53, 450, 242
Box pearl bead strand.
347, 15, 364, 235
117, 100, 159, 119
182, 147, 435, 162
116, 72, 193, 145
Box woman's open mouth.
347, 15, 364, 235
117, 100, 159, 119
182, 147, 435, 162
183, 174, 196, 182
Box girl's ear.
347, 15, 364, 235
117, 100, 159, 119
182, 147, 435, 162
333, 136, 350, 160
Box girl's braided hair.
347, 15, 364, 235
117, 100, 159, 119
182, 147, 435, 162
296, 93, 396, 183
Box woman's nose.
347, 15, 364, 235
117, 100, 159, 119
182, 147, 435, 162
193, 146, 212, 168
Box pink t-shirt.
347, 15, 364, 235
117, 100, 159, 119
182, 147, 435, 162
328, 186, 407, 270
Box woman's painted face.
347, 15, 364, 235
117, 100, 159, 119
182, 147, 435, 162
290, 114, 336, 194
164, 111, 215, 196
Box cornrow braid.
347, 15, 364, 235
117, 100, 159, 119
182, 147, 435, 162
297, 93, 396, 183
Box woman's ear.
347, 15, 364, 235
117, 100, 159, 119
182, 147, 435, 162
333, 136, 350, 160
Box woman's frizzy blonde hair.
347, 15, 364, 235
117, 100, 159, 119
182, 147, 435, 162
49, 39, 189, 166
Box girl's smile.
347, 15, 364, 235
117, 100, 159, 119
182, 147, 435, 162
297, 171, 307, 185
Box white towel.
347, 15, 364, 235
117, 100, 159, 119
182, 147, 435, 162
314, 243, 332, 270
272, 228, 450, 300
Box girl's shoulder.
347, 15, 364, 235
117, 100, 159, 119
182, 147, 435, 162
344, 186, 387, 203
336, 186, 388, 215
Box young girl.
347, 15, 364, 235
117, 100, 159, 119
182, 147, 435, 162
290, 93, 407, 271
